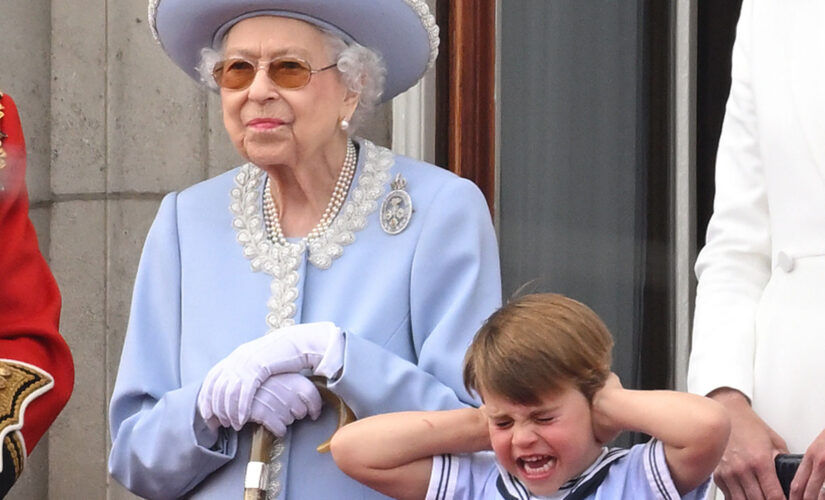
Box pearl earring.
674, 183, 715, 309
340, 119, 350, 131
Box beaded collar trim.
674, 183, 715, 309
229, 138, 393, 330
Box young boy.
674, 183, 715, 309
330, 293, 729, 499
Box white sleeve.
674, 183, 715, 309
687, 0, 771, 397
625, 440, 710, 500
426, 454, 460, 500
426, 452, 499, 500
687, 0, 770, 400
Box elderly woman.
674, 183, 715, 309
108, 0, 501, 499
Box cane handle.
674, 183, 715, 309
310, 376, 357, 453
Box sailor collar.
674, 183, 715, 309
495, 446, 630, 500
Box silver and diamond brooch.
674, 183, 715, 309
380, 173, 413, 235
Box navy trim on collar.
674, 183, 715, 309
494, 447, 630, 500
496, 473, 530, 500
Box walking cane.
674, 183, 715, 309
243, 378, 356, 499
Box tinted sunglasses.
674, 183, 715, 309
212, 57, 338, 91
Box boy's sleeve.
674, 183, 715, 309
426, 452, 499, 500
625, 440, 711, 500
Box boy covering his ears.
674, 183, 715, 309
331, 294, 729, 499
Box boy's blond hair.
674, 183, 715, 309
463, 293, 613, 404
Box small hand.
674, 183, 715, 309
709, 388, 787, 500
601, 372, 622, 391
590, 372, 623, 445
789, 427, 825, 500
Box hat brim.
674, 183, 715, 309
154, 0, 437, 101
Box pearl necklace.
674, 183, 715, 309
262, 140, 357, 245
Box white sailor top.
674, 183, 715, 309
108, 138, 502, 499
426, 440, 711, 500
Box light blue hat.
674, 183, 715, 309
148, 0, 439, 101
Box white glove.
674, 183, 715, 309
198, 322, 344, 429
251, 374, 323, 435
198, 373, 322, 434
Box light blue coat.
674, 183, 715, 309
108, 139, 502, 499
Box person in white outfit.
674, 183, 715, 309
687, 1, 825, 499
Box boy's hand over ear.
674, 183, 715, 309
591, 372, 624, 445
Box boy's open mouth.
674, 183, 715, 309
517, 455, 557, 477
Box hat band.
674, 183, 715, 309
211, 9, 355, 49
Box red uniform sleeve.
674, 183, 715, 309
0, 92, 74, 495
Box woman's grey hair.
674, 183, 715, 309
197, 26, 386, 133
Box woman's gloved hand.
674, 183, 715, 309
197, 322, 344, 430
199, 373, 323, 434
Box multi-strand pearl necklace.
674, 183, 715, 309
263, 139, 357, 245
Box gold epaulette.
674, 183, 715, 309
2, 431, 24, 481
0, 359, 54, 479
